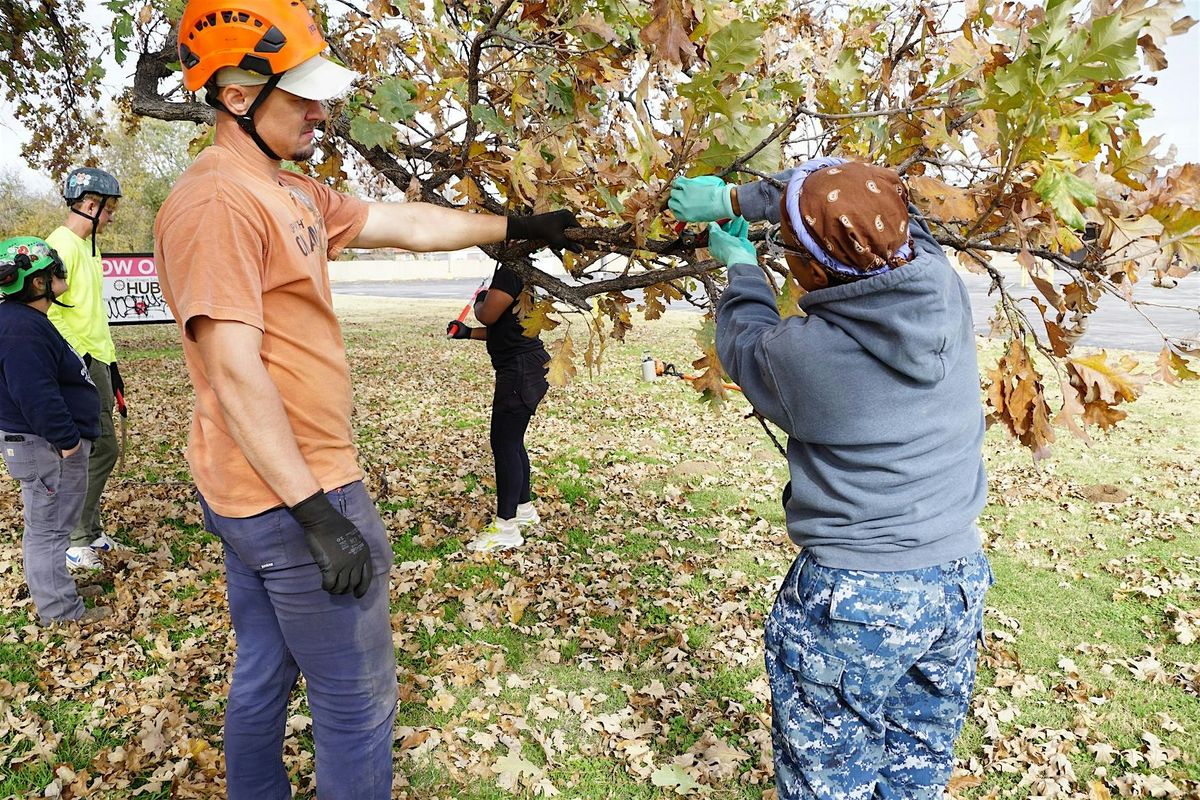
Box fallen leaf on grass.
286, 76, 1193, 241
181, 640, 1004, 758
947, 772, 983, 791
650, 763, 702, 795
689, 732, 749, 781
508, 597, 531, 625
428, 691, 457, 713
492, 746, 543, 792
1080, 484, 1131, 504
1164, 605, 1199, 645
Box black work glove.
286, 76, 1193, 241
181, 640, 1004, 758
446, 320, 473, 339
288, 490, 373, 598
109, 361, 125, 396
506, 210, 583, 253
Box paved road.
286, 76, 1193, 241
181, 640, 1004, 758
333, 269, 1199, 353
957, 270, 1198, 352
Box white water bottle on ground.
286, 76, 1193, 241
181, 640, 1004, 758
641, 352, 656, 381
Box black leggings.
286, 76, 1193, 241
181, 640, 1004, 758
491, 352, 549, 519
491, 408, 534, 519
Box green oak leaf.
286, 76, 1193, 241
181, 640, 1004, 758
349, 113, 394, 150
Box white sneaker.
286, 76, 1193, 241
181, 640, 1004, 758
513, 503, 540, 527
66, 546, 102, 571
467, 519, 524, 553
89, 533, 119, 552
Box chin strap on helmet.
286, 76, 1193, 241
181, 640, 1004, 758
206, 74, 285, 162
50, 287, 73, 308
62, 169, 119, 256
45, 253, 72, 308
69, 195, 110, 257
12, 267, 69, 307
41, 272, 60, 306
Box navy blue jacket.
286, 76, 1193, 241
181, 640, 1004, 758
717, 180, 987, 571
0, 301, 101, 449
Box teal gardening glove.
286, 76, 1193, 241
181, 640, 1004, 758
668, 175, 735, 222
707, 217, 758, 267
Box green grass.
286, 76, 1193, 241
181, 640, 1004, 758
0, 299, 1196, 798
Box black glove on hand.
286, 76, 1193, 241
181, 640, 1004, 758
109, 362, 125, 396
506, 210, 583, 253
446, 320, 473, 339
288, 490, 373, 598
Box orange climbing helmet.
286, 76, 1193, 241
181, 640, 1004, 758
178, 0, 328, 91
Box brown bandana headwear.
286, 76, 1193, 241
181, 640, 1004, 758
797, 161, 912, 274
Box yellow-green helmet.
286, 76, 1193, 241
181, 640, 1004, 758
0, 237, 64, 296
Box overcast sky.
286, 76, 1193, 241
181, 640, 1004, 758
2, 1, 1198, 195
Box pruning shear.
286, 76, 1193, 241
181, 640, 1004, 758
665, 219, 731, 254
649, 359, 741, 391
455, 278, 488, 323
446, 278, 488, 338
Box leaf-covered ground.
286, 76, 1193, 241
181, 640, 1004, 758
1, 297, 1197, 799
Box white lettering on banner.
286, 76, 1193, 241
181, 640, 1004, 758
103, 257, 158, 278
101, 253, 175, 325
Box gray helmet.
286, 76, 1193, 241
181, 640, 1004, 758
63, 167, 121, 204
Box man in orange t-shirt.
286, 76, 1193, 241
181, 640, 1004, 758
156, 2, 582, 797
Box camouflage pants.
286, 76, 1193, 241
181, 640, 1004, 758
765, 550, 992, 800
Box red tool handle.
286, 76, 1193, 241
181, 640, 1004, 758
456, 286, 487, 322
115, 388, 128, 417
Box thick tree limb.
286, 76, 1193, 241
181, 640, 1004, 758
573, 260, 724, 298
130, 41, 214, 124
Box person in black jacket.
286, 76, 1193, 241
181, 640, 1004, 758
447, 265, 550, 552
0, 236, 109, 625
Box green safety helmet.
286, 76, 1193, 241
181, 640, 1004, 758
0, 236, 66, 296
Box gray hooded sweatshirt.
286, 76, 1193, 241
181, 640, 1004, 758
716, 173, 987, 571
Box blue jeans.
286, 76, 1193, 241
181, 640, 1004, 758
765, 550, 993, 800
199, 481, 397, 800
